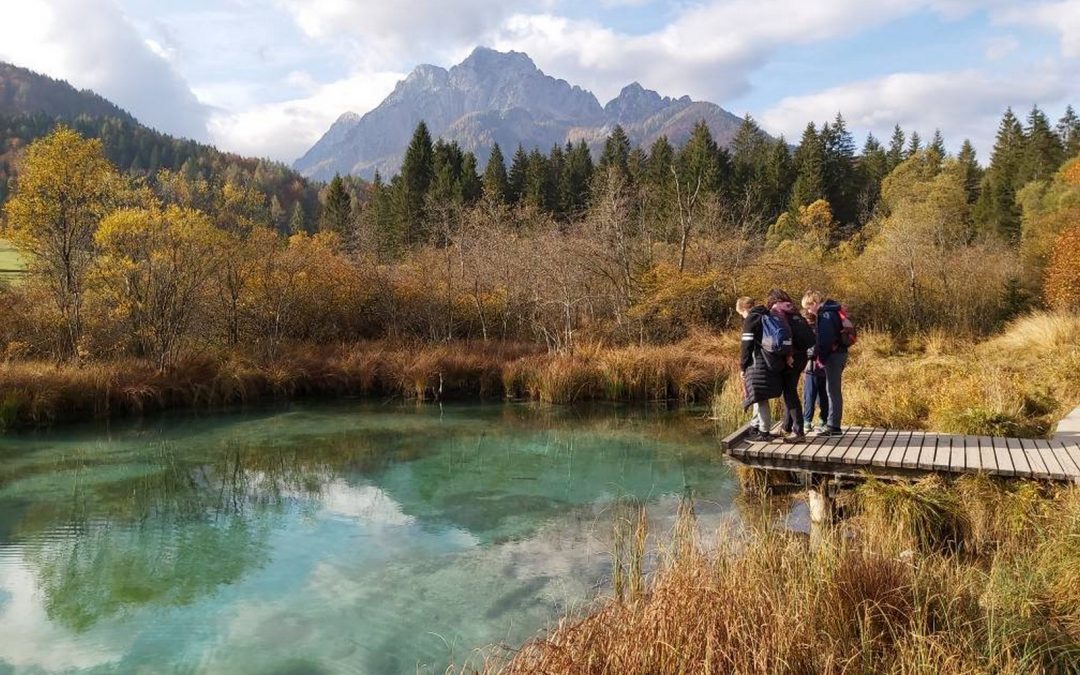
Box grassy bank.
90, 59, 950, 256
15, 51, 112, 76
476, 476, 1080, 674
0, 335, 736, 429
712, 312, 1080, 438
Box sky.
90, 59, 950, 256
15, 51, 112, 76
1, 0, 1077, 165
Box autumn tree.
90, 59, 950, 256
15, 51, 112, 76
95, 205, 225, 370
3, 126, 119, 359
1044, 225, 1080, 311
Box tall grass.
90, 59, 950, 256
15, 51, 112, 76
0, 337, 736, 429
472, 480, 1080, 674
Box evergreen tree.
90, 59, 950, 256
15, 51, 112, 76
1019, 105, 1064, 183
906, 131, 922, 157
599, 125, 632, 176
320, 173, 352, 236
764, 138, 795, 223
928, 129, 946, 163
482, 143, 509, 204
886, 125, 906, 171
1057, 105, 1080, 158
288, 201, 306, 235
559, 141, 593, 217
399, 121, 434, 245
855, 133, 888, 224
644, 135, 676, 224
791, 123, 825, 209
507, 144, 529, 205
820, 113, 857, 223
460, 152, 481, 203
522, 148, 554, 210
974, 108, 1025, 240
956, 139, 982, 205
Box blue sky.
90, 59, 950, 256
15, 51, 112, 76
1, 0, 1077, 163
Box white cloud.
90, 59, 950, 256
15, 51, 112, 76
206, 69, 403, 161
997, 0, 1080, 58
760, 67, 1071, 156
984, 35, 1020, 60
0, 0, 210, 140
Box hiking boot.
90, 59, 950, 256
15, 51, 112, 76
784, 431, 806, 443
747, 429, 774, 442
811, 425, 829, 435
816, 427, 844, 438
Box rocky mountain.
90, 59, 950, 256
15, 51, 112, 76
294, 47, 749, 181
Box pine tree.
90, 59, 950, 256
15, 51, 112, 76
791, 123, 825, 209
460, 152, 481, 203
886, 125, 906, 171
764, 138, 795, 223
320, 174, 352, 236
1019, 105, 1064, 183
974, 108, 1025, 240
928, 129, 946, 163
522, 148, 554, 210
599, 125, 632, 176
1057, 105, 1080, 158
399, 121, 434, 245
559, 141, 593, 217
644, 135, 676, 224
482, 143, 509, 204
507, 144, 529, 205
287, 201, 305, 234
906, 131, 922, 158
821, 113, 857, 223
956, 139, 982, 205
855, 133, 888, 224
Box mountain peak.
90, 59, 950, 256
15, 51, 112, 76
294, 48, 747, 180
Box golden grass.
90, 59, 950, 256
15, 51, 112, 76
0, 337, 737, 429
471, 481, 1080, 675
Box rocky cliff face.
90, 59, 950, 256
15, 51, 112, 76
294, 47, 748, 181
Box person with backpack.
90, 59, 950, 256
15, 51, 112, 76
801, 291, 829, 432
768, 289, 815, 442
804, 292, 857, 436
736, 296, 783, 442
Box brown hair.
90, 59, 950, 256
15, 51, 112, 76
765, 288, 792, 309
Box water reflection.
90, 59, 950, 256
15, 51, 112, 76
0, 402, 736, 674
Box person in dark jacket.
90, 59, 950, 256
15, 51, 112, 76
768, 289, 813, 441
801, 291, 829, 432
737, 296, 782, 442
805, 293, 848, 436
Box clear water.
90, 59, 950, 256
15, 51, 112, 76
0, 401, 738, 674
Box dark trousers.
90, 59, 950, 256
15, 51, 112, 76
780, 369, 803, 434
803, 371, 828, 429
824, 351, 848, 430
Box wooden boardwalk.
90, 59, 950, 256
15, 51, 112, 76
722, 424, 1080, 483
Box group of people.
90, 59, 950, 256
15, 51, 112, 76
736, 290, 852, 442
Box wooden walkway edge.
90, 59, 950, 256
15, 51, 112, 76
722, 424, 1080, 483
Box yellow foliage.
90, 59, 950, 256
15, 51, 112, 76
1044, 225, 1080, 311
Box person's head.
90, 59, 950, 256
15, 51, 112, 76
735, 296, 754, 318
766, 288, 793, 310
802, 290, 824, 316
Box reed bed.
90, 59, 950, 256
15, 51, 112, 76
0, 337, 737, 429
470, 478, 1080, 675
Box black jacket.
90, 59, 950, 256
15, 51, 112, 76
740, 306, 782, 407
789, 312, 814, 374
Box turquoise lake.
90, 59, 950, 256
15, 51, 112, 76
0, 402, 739, 674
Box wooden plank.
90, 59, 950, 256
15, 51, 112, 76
949, 435, 966, 473
887, 431, 913, 468
963, 436, 982, 472
1005, 437, 1029, 477
902, 431, 923, 469
1060, 442, 1080, 480
1052, 440, 1080, 478
720, 423, 752, 451
810, 428, 848, 461
832, 427, 866, 464
916, 432, 938, 470
1020, 438, 1051, 479
855, 429, 887, 464
1033, 439, 1067, 480
977, 437, 998, 474
931, 434, 954, 470
989, 436, 1015, 476
871, 430, 899, 466
844, 429, 875, 464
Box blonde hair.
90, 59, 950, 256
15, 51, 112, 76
802, 290, 824, 308
735, 296, 754, 312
